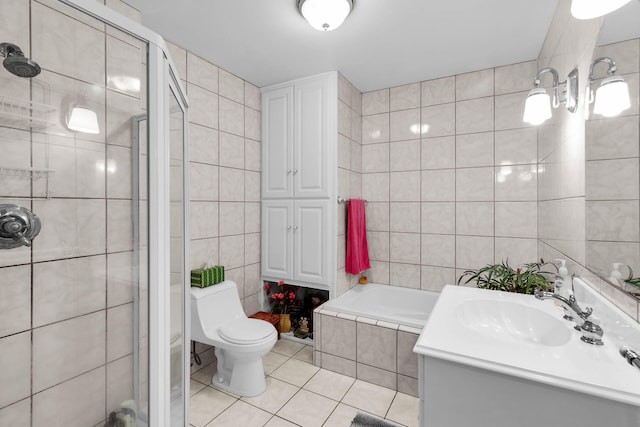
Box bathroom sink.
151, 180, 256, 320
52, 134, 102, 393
455, 299, 571, 347
414, 282, 640, 427
414, 283, 640, 411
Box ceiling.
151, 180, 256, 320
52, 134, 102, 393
122, 0, 636, 92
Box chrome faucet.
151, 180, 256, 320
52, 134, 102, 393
534, 289, 604, 346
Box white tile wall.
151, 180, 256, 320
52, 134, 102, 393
32, 312, 105, 392
362, 60, 541, 290
0, 332, 31, 408
337, 73, 363, 294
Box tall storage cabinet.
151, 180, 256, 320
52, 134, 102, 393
261, 72, 337, 294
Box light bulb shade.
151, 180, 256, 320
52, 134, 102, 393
523, 88, 552, 125
298, 0, 353, 31
570, 0, 632, 19
593, 76, 631, 117
67, 106, 100, 134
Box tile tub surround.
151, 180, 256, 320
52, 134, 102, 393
190, 339, 419, 427
360, 60, 540, 292
336, 73, 363, 296
313, 307, 422, 397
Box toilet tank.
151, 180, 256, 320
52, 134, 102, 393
190, 280, 246, 339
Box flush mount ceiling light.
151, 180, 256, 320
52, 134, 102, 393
523, 67, 579, 126
587, 56, 631, 118
297, 0, 354, 31
570, 0, 632, 19
66, 106, 100, 134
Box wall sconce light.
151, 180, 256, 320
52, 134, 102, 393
66, 106, 100, 134
571, 0, 632, 20
297, 0, 354, 31
523, 67, 579, 125
586, 57, 631, 118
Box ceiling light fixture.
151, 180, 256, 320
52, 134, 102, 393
297, 0, 354, 32
523, 67, 579, 126
570, 0, 632, 19
586, 56, 631, 118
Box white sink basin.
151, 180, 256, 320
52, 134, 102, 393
455, 299, 571, 347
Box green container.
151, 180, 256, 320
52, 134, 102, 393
212, 266, 220, 284
191, 269, 207, 287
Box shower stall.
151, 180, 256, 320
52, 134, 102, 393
0, 0, 189, 426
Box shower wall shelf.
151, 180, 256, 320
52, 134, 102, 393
0, 167, 55, 179
0, 96, 56, 130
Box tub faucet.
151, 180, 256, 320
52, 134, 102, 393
534, 289, 604, 346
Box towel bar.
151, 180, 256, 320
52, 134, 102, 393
337, 196, 368, 205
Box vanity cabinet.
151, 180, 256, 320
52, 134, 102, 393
261, 72, 337, 292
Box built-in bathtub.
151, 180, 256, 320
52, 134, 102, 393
313, 283, 440, 396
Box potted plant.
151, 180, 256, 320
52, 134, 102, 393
264, 280, 297, 333
617, 265, 640, 299
457, 259, 557, 295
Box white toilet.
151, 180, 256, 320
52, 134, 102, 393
190, 280, 277, 397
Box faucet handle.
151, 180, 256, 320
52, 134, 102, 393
580, 315, 604, 346
582, 306, 593, 318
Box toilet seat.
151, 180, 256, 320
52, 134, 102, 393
218, 318, 276, 345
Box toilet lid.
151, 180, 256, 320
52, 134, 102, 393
218, 318, 275, 345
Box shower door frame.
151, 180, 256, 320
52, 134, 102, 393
56, 1, 190, 425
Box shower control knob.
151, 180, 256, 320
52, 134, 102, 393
1, 219, 24, 233
0, 204, 41, 249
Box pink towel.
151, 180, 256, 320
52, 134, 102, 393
346, 199, 370, 275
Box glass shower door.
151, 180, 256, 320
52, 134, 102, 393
0, 1, 151, 425
168, 75, 187, 426
0, 0, 188, 426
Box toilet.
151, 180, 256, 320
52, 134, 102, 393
190, 280, 277, 397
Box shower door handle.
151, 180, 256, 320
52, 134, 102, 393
0, 204, 41, 249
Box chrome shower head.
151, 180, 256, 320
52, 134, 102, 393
0, 42, 41, 78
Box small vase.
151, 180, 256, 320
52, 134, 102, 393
279, 313, 292, 333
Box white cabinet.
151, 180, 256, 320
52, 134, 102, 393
261, 72, 337, 292
262, 74, 335, 200
262, 87, 293, 199
261, 199, 331, 287
262, 200, 293, 279
293, 200, 330, 284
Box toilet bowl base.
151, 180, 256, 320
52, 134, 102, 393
212, 347, 269, 397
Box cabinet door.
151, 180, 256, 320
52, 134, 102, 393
262, 86, 293, 199
293, 199, 330, 285
294, 76, 334, 198
262, 200, 293, 280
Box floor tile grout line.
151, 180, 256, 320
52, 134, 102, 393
190, 346, 416, 426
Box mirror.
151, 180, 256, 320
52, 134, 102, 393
585, 1, 640, 296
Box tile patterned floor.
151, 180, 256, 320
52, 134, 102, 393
190, 340, 419, 427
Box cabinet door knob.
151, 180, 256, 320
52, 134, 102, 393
293, 169, 298, 174
287, 169, 292, 175
293, 225, 298, 231
287, 226, 291, 230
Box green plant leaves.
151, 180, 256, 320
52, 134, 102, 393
457, 258, 555, 294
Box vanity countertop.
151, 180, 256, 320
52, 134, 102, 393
414, 282, 640, 406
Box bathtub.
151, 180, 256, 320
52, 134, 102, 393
314, 283, 441, 396
320, 283, 440, 329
